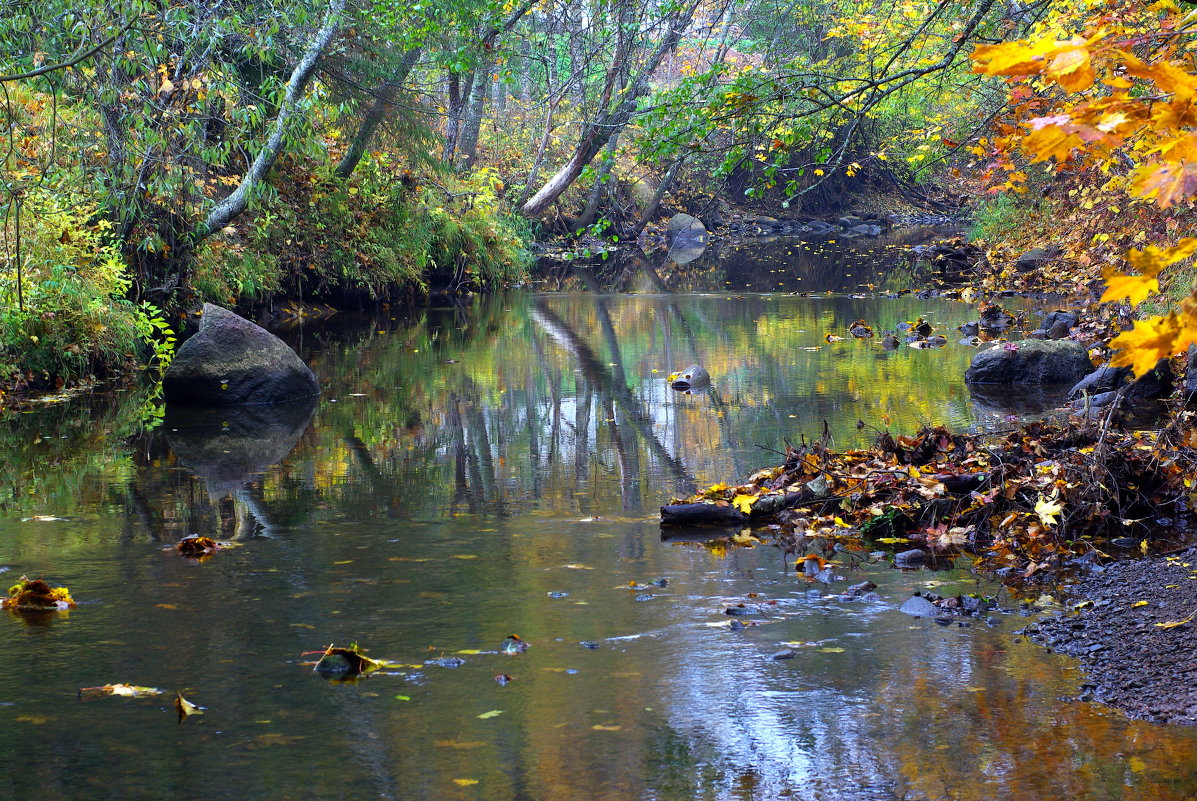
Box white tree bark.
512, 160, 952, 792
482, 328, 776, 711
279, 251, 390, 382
199, 0, 345, 238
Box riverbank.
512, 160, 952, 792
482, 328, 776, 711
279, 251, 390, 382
1025, 549, 1197, 725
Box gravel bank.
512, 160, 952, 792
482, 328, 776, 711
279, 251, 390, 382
1024, 548, 1197, 725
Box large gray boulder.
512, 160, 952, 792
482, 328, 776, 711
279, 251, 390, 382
964, 339, 1093, 386
163, 304, 320, 406
666, 213, 707, 243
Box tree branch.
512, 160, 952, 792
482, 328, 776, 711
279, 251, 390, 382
0, 16, 137, 83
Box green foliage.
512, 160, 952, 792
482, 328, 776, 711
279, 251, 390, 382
193, 159, 530, 300
968, 193, 1030, 242
0, 206, 166, 385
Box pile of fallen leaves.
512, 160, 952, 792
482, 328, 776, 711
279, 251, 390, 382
3, 576, 76, 611
669, 409, 1197, 580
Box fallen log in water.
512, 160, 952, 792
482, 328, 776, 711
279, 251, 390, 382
660, 486, 825, 527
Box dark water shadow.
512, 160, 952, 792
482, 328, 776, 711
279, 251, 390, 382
967, 383, 1072, 421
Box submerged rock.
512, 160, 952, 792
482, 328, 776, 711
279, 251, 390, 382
894, 549, 928, 568
164, 304, 320, 406
899, 595, 941, 618
670, 364, 711, 390
1069, 366, 1133, 399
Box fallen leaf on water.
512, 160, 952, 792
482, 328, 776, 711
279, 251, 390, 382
453, 779, 480, 787
592, 724, 621, 731
394, 695, 411, 702
477, 710, 503, 719
818, 647, 846, 653
175, 690, 204, 722
80, 683, 164, 698
1132, 601, 1149, 608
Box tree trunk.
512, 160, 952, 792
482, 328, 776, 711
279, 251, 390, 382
334, 48, 420, 180
574, 131, 621, 231
566, 0, 586, 107
519, 8, 694, 218
457, 52, 492, 169
520, 37, 533, 104
632, 156, 684, 236
199, 0, 345, 238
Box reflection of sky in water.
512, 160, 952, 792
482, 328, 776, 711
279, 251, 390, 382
1, 274, 1194, 800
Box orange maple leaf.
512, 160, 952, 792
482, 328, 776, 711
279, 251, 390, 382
1047, 48, 1094, 92
1022, 124, 1083, 163
1130, 160, 1197, 207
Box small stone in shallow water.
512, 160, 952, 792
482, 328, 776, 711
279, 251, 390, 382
725, 605, 765, 616
580, 641, 600, 649
634, 594, 654, 602
430, 656, 466, 668
547, 591, 570, 599
771, 649, 796, 660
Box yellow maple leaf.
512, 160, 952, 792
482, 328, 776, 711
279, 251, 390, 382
971, 38, 1083, 77
1134, 60, 1197, 100
1125, 238, 1197, 273
731, 494, 758, 514
1108, 314, 1183, 376
1100, 268, 1159, 306
1022, 124, 1083, 163
1034, 490, 1063, 528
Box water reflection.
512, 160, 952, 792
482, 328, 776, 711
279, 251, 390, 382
1, 240, 1195, 801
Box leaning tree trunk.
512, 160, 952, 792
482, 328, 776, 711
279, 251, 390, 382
574, 131, 621, 231
631, 156, 684, 236
519, 7, 694, 218
200, 0, 345, 239
334, 48, 421, 180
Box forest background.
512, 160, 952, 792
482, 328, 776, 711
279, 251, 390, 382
1, 0, 1196, 395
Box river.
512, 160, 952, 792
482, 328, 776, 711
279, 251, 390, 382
2, 230, 1196, 800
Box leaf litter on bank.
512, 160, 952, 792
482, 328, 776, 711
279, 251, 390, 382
663, 406, 1197, 583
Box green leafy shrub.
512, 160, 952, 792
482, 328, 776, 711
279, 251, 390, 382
0, 209, 165, 386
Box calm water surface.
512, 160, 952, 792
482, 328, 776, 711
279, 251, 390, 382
2, 234, 1196, 801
